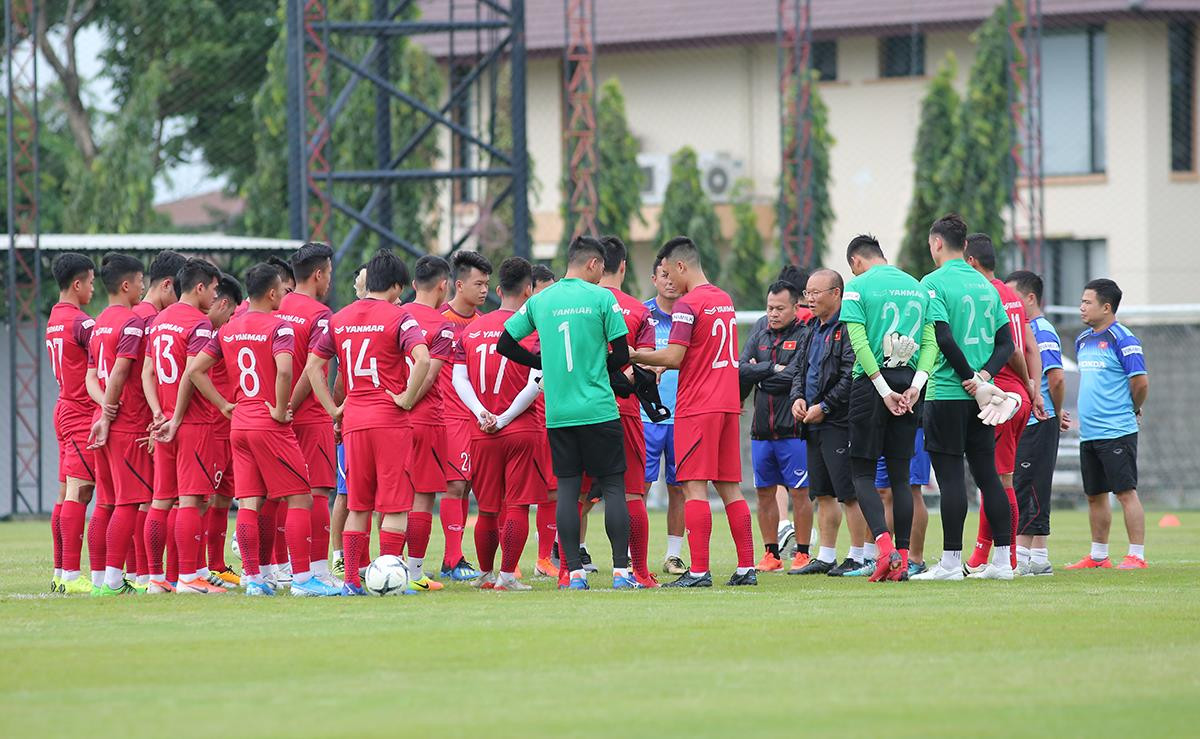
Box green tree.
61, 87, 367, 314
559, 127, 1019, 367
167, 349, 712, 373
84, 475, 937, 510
725, 179, 768, 310
900, 54, 960, 277
780, 71, 835, 268
938, 6, 1012, 250
656, 146, 723, 283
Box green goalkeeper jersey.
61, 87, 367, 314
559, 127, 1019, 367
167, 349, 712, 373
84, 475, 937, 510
841, 264, 928, 377
920, 258, 1004, 401
504, 277, 628, 428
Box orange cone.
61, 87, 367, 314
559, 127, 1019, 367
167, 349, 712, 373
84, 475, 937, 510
1159, 514, 1181, 528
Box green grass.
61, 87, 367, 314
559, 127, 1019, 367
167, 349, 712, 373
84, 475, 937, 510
2, 510, 1199, 737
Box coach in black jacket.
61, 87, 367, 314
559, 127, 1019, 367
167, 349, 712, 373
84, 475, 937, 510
787, 268, 870, 576
739, 280, 813, 570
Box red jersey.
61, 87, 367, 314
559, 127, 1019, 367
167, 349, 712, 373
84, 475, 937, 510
990, 277, 1031, 398
451, 309, 538, 437
202, 310, 296, 432
668, 283, 741, 417
133, 300, 159, 322
438, 304, 480, 421
210, 345, 234, 439
46, 302, 96, 433
312, 298, 426, 434
233, 299, 249, 319
88, 305, 151, 433
607, 287, 657, 418
147, 301, 218, 425
277, 291, 333, 426
404, 301, 456, 427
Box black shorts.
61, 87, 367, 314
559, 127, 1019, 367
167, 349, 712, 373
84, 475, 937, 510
1014, 417, 1060, 536
923, 399, 995, 457
847, 368, 921, 461
548, 420, 626, 480
807, 426, 855, 503
1080, 432, 1138, 496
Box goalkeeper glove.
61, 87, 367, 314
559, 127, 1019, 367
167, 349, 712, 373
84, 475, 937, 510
978, 391, 1023, 426
882, 332, 918, 369
969, 373, 1003, 410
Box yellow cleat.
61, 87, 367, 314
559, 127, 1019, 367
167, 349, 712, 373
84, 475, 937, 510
62, 576, 94, 595
407, 575, 444, 592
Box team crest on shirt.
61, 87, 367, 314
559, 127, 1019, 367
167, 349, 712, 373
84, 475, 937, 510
783, 340, 797, 350
1098, 341, 1108, 349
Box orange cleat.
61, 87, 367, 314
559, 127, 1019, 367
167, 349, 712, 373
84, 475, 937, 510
175, 576, 227, 594
788, 552, 811, 573
1117, 555, 1148, 570
634, 571, 660, 588
756, 552, 784, 572
1065, 555, 1113, 570
535, 558, 558, 578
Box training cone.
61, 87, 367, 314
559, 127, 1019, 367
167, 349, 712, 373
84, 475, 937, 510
1158, 514, 1181, 528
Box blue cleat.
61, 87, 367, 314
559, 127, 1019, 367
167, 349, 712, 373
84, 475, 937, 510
341, 582, 368, 596
244, 581, 275, 597
906, 560, 928, 578
844, 559, 876, 577
561, 574, 589, 591
290, 577, 341, 597
612, 572, 644, 590
441, 557, 482, 582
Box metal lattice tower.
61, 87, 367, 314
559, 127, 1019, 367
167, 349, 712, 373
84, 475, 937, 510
1007, 0, 1045, 272
777, 0, 815, 268
563, 0, 597, 242
4, 0, 43, 515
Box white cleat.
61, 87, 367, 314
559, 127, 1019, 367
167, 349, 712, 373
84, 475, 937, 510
910, 562, 965, 581
962, 562, 987, 576
493, 574, 533, 591
473, 571, 498, 589
967, 563, 1014, 580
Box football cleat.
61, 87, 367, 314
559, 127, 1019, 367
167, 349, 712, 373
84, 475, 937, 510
61, 576, 93, 595
726, 570, 758, 586
1024, 560, 1054, 576
788, 552, 811, 574
332, 556, 345, 578
612, 572, 644, 590
793, 557, 835, 575
1117, 555, 1148, 570
843, 559, 876, 577
96, 582, 138, 597
275, 562, 294, 585
580, 547, 597, 573
906, 560, 928, 578
777, 522, 796, 557
442, 558, 483, 582
962, 562, 988, 576
146, 579, 175, 594
473, 572, 498, 590
966, 563, 1015, 580
663, 571, 713, 588
550, 541, 561, 569
868, 551, 903, 583
51, 577, 62, 594
175, 577, 227, 594
827, 558, 864, 577
494, 575, 532, 592
1065, 556, 1112, 570
244, 581, 275, 596
633, 571, 660, 588
910, 562, 965, 581
534, 557, 558, 578
755, 552, 784, 572
211, 567, 241, 588
290, 577, 341, 596
407, 575, 444, 592
662, 556, 688, 575
562, 573, 589, 590
339, 582, 367, 596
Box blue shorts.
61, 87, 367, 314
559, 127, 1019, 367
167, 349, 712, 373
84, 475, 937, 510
335, 443, 348, 496
751, 438, 808, 490
873, 427, 931, 488
644, 422, 677, 487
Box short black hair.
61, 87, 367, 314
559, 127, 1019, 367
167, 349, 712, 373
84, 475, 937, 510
930, 213, 968, 250
846, 234, 884, 263
100, 253, 145, 295
290, 241, 333, 282
531, 264, 556, 284
244, 262, 282, 300
656, 236, 700, 268
176, 258, 221, 295
1005, 269, 1043, 305
215, 273, 243, 306
776, 264, 810, 294
51, 253, 94, 291
498, 256, 533, 295
148, 250, 186, 285
767, 280, 800, 304
365, 249, 410, 293
567, 235, 605, 267
964, 233, 997, 271
1084, 278, 1122, 314
267, 255, 295, 285
601, 235, 627, 275
451, 250, 493, 281
414, 254, 451, 289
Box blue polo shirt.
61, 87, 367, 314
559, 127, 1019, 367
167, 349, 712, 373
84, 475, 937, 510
1028, 315, 1063, 426
805, 311, 840, 427
641, 296, 677, 425
1075, 320, 1147, 441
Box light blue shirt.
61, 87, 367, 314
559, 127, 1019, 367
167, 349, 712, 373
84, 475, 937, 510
1075, 321, 1147, 441
641, 296, 677, 425
1028, 315, 1063, 426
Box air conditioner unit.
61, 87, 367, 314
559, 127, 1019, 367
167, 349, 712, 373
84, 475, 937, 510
636, 153, 669, 205
698, 152, 746, 202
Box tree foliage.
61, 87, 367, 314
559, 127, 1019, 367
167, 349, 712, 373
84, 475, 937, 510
725, 179, 768, 310
656, 146, 723, 283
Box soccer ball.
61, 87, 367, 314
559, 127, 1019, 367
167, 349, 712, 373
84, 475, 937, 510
231, 531, 240, 560
364, 555, 410, 596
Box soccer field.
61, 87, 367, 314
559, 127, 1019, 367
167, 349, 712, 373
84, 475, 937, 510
1, 510, 1198, 737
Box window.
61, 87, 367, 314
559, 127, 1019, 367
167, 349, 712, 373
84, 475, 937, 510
1043, 27, 1106, 175
879, 33, 925, 78
811, 40, 837, 82
1044, 239, 1108, 306
1169, 21, 1196, 172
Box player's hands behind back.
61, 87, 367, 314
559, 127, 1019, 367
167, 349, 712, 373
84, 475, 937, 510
882, 332, 918, 369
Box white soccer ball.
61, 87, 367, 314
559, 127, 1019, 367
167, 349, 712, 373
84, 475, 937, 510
364, 555, 410, 596
231, 531, 241, 560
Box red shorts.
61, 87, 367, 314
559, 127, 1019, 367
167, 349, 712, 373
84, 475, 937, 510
443, 416, 475, 482
539, 435, 558, 493
345, 427, 414, 513
56, 425, 95, 484
470, 431, 549, 513
620, 414, 647, 496
154, 423, 222, 500
993, 403, 1032, 476
94, 430, 154, 505
230, 427, 311, 500
675, 412, 742, 483
213, 437, 234, 498
294, 422, 336, 490
411, 424, 449, 494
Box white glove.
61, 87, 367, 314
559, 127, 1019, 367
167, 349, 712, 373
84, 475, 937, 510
969, 372, 1001, 408
978, 391, 1022, 426
882, 333, 918, 369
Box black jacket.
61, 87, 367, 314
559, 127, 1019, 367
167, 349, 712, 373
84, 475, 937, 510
788, 314, 855, 435
739, 318, 808, 440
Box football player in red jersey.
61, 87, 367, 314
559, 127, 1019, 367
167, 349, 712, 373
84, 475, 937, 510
329, 264, 368, 577
631, 237, 757, 587
306, 250, 431, 595
85, 254, 155, 596
46, 254, 97, 593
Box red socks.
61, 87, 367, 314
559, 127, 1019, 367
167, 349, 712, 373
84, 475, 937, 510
474, 513, 499, 573
205, 506, 228, 571
88, 504, 112, 575
343, 530, 367, 587
134, 508, 148, 577
175, 505, 203, 577
165, 507, 179, 583
440, 498, 465, 566
380, 528, 407, 558
59, 500, 85, 572
258, 499, 278, 567
500, 505, 529, 573
627, 497, 650, 577
51, 503, 63, 571
285, 506, 313, 574
684, 499, 712, 573
144, 506, 170, 578
536, 503, 556, 560
235, 508, 260, 577
309, 494, 330, 564
105, 505, 137, 570
406, 511, 433, 559
273, 501, 289, 566
969, 505, 993, 568
899, 548, 910, 572
724, 499, 755, 569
